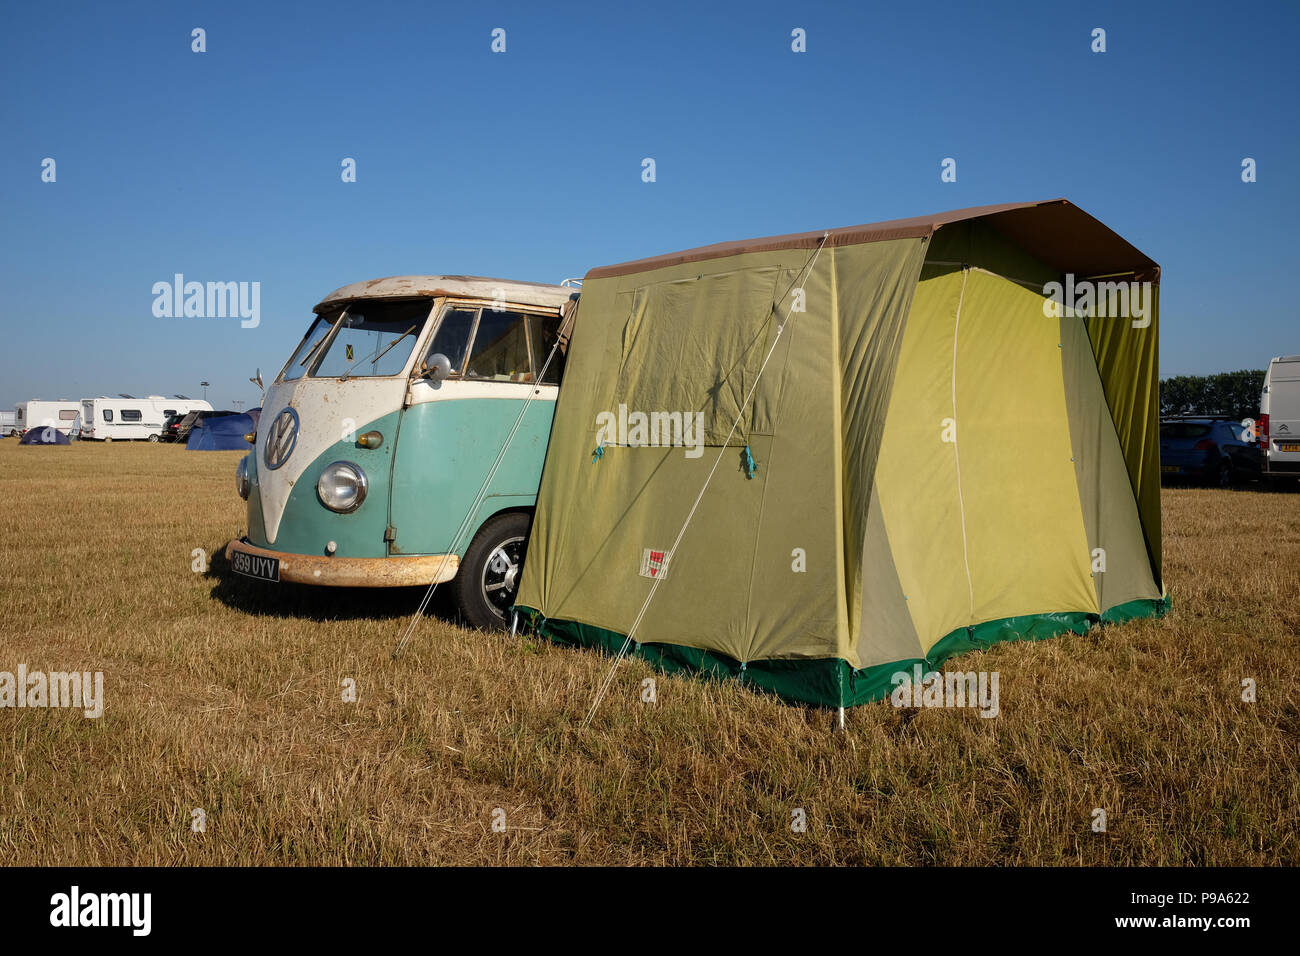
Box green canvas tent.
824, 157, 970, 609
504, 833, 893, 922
515, 199, 1168, 708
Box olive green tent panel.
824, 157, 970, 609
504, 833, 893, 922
1087, 285, 1163, 589
518, 238, 928, 668
516, 200, 1168, 708
1060, 313, 1163, 611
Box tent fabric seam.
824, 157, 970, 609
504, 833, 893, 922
950, 266, 976, 623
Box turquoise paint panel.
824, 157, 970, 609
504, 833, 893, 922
389, 398, 554, 556
259, 410, 400, 559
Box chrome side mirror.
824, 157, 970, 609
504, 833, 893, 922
422, 353, 452, 382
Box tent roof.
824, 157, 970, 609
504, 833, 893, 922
19, 427, 71, 444
316, 276, 577, 312
585, 199, 1160, 283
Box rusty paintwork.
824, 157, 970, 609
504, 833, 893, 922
225, 538, 458, 587
314, 275, 575, 314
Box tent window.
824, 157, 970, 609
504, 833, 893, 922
614, 267, 780, 446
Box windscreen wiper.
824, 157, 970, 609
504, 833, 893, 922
299, 309, 350, 369
340, 325, 418, 381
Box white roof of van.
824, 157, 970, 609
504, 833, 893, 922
315, 275, 577, 312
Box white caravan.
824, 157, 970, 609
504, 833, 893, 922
15, 400, 84, 436
1260, 355, 1300, 479
79, 395, 213, 441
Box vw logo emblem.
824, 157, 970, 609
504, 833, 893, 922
263, 407, 299, 470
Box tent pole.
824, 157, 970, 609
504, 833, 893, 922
510, 609, 519, 641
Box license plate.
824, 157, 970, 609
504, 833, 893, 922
231, 548, 279, 582
1161, 465, 1179, 473
1278, 442, 1300, 453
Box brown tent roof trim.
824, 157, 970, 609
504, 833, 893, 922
585, 198, 1160, 284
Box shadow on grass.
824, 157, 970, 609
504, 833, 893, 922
205, 543, 464, 625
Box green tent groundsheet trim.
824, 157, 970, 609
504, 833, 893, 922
515, 595, 1171, 709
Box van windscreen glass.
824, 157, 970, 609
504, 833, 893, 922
281, 315, 337, 382
312, 298, 434, 379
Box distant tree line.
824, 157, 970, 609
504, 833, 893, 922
1159, 370, 1264, 419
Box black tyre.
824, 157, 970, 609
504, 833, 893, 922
454, 511, 532, 631
1216, 457, 1232, 488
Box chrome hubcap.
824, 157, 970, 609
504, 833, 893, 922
481, 535, 526, 620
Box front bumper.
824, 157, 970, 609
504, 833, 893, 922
225, 538, 459, 587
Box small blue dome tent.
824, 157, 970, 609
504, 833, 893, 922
187, 412, 255, 451
19, 427, 71, 445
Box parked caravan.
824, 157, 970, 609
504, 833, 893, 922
226, 275, 576, 629
79, 396, 213, 441
15, 400, 83, 437
1259, 355, 1300, 479
0, 411, 16, 437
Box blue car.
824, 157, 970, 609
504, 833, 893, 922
1160, 418, 1263, 486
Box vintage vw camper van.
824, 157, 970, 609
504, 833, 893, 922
225, 276, 576, 629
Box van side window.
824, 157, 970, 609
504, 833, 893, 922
103, 409, 114, 422
164, 409, 176, 417
527, 313, 566, 385
59, 409, 78, 421
121, 409, 143, 422
467, 310, 531, 381
425, 308, 476, 375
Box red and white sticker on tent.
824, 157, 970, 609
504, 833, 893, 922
640, 548, 670, 579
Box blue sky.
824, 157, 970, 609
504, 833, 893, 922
2, 0, 1296, 410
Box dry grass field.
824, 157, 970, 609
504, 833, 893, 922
0, 440, 1296, 866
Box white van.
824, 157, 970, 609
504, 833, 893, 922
15, 400, 83, 437
80, 395, 213, 441
1260, 355, 1300, 479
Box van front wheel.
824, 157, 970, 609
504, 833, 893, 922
455, 511, 532, 631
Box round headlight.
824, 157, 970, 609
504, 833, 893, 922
317, 461, 368, 513
235, 455, 251, 500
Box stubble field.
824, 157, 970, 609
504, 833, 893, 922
1, 440, 1296, 865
